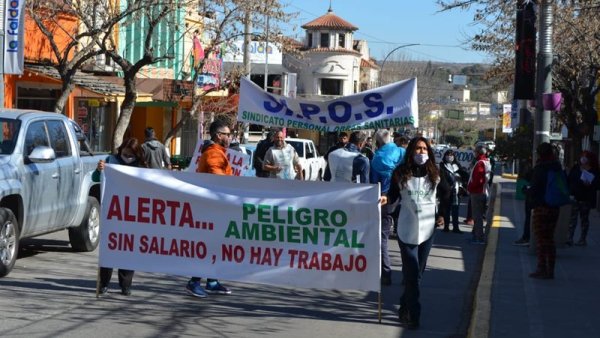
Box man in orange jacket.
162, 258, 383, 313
187, 119, 233, 297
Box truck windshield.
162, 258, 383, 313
0, 118, 20, 155
286, 141, 304, 157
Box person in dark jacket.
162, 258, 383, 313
94, 137, 148, 296
437, 149, 468, 233
514, 158, 534, 246
253, 129, 277, 177
567, 150, 600, 246
141, 127, 171, 169
528, 142, 562, 279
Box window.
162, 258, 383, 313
338, 33, 345, 48
47, 120, 71, 158
287, 141, 304, 157
320, 33, 329, 48
307, 33, 313, 47
306, 143, 315, 159
24, 121, 49, 156
0, 119, 20, 155
320, 79, 342, 96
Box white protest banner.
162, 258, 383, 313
99, 165, 381, 292
186, 140, 251, 176
238, 77, 419, 133
4, 0, 26, 74
433, 147, 475, 169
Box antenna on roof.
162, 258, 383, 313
328, 0, 333, 12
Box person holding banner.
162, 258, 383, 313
387, 136, 440, 329
187, 119, 233, 297
438, 149, 468, 233
94, 137, 148, 296
370, 130, 405, 286
263, 130, 303, 180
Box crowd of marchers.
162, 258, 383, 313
94, 120, 599, 331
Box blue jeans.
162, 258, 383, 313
397, 234, 434, 323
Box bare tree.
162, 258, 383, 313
163, 0, 293, 148
25, 0, 135, 115
437, 0, 600, 153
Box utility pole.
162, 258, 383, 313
241, 9, 252, 143
533, 0, 553, 158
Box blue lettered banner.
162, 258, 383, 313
4, 0, 25, 75
99, 165, 381, 292
238, 77, 419, 132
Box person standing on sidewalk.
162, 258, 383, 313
566, 150, 600, 246
514, 159, 534, 246
187, 119, 233, 297
528, 142, 562, 279
467, 145, 491, 244
370, 130, 405, 286
387, 136, 440, 329
141, 127, 172, 170
438, 149, 468, 233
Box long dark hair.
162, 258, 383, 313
117, 137, 148, 168
393, 136, 439, 190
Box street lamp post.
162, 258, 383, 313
533, 0, 553, 159
379, 43, 419, 86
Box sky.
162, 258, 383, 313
284, 0, 491, 64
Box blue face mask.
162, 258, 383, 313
414, 153, 428, 165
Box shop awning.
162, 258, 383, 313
25, 64, 153, 100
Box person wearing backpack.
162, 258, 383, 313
528, 142, 563, 279
566, 151, 600, 246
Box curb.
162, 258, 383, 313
467, 182, 501, 338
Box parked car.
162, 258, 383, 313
285, 138, 326, 181
475, 140, 496, 151
0, 110, 106, 277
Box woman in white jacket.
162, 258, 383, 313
387, 136, 440, 330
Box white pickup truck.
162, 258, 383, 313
0, 110, 106, 277
285, 138, 326, 181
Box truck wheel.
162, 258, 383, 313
317, 169, 323, 181
69, 197, 100, 252
0, 208, 19, 278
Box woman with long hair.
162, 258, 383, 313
387, 136, 440, 329
93, 137, 148, 296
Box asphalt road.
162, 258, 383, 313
0, 231, 407, 338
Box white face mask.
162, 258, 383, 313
414, 153, 429, 165
445, 155, 454, 163
121, 155, 136, 164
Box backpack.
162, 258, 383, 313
544, 169, 570, 207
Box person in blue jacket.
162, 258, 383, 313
370, 129, 405, 285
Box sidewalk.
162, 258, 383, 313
472, 179, 600, 337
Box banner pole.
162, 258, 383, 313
378, 291, 382, 323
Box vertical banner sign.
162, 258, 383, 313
4, 0, 25, 75
503, 104, 513, 133
513, 0, 536, 100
